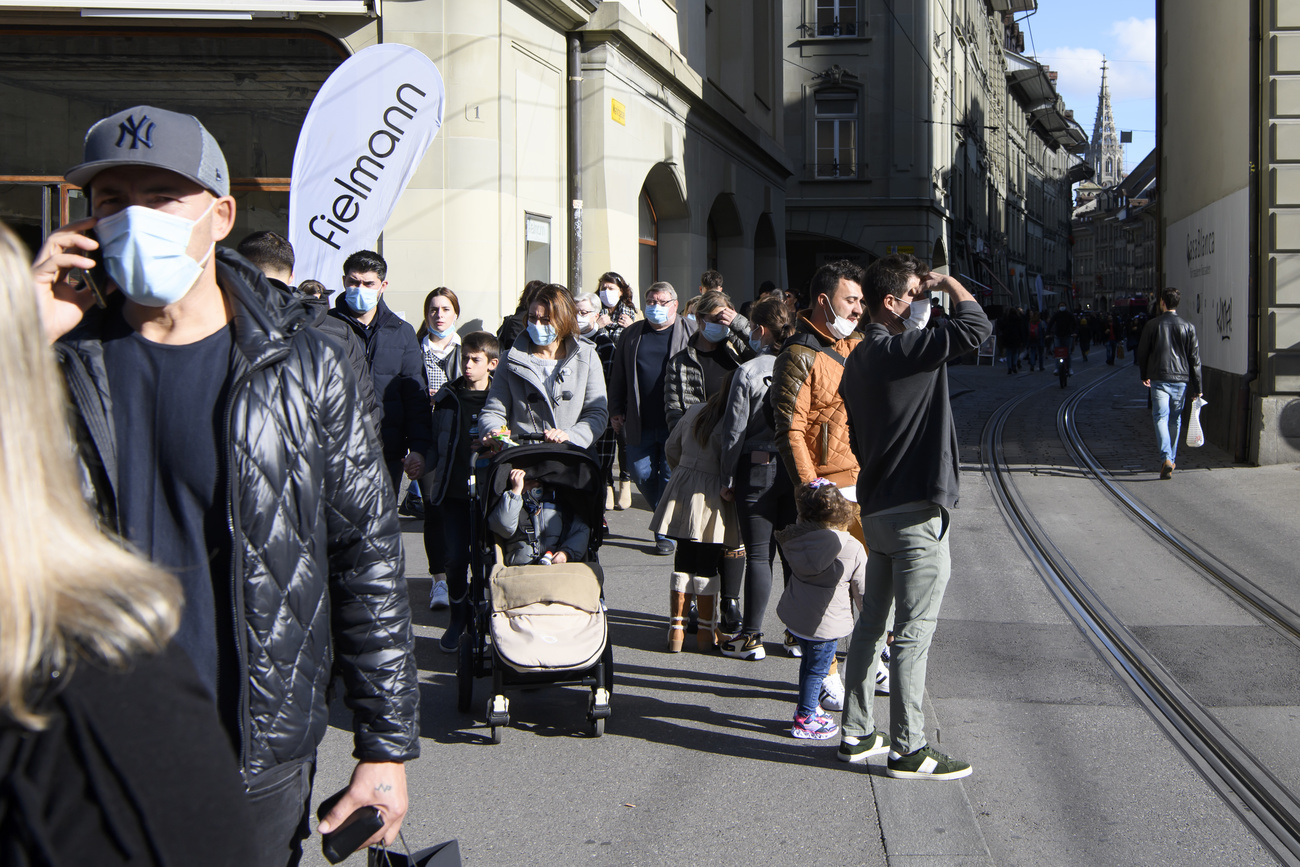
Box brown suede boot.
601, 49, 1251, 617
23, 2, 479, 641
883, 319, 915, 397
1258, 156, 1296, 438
668, 572, 690, 652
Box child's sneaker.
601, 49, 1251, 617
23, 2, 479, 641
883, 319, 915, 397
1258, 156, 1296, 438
792, 710, 839, 740
837, 731, 890, 763
820, 671, 845, 711
886, 745, 972, 780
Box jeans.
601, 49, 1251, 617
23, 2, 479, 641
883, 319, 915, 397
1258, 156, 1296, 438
1005, 346, 1020, 372
627, 425, 672, 513
796, 637, 840, 717
1106, 340, 1118, 364
842, 504, 951, 756
1027, 340, 1043, 370
735, 453, 796, 634
246, 757, 314, 867
1151, 380, 1187, 465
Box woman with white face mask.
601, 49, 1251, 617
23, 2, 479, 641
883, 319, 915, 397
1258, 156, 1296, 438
416, 287, 462, 610
576, 292, 622, 509
596, 271, 638, 343
661, 289, 756, 649
593, 273, 637, 509
479, 284, 608, 449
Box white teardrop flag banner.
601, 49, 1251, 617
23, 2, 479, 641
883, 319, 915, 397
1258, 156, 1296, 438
289, 44, 444, 289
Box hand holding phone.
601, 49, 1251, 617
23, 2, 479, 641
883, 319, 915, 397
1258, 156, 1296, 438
67, 230, 109, 309
317, 788, 386, 864
31, 218, 107, 342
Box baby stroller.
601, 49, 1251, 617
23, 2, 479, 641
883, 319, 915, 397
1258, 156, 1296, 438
456, 436, 613, 742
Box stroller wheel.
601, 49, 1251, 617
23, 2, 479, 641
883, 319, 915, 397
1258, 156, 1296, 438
490, 725, 503, 745
590, 717, 605, 738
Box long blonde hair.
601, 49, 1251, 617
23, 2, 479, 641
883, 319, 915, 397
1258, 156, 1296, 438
0, 221, 181, 729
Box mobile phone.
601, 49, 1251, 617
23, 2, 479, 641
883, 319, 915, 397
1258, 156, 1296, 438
317, 788, 386, 864
68, 231, 109, 308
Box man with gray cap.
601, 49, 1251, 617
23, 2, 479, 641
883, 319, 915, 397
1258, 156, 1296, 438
32, 106, 419, 864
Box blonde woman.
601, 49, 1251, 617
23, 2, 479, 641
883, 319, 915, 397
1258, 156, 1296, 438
1, 222, 254, 864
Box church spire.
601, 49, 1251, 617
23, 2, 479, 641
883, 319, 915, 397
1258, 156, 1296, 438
1087, 57, 1124, 186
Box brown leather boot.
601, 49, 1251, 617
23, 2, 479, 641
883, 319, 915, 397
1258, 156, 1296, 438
667, 572, 689, 652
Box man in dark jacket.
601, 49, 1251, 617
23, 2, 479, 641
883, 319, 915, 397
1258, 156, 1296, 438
1137, 286, 1202, 478
35, 106, 418, 864
837, 254, 991, 781
235, 231, 382, 438
608, 281, 693, 554
331, 250, 431, 499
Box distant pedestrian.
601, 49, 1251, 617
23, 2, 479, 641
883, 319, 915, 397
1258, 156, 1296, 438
717, 296, 799, 661
1077, 309, 1093, 362
1026, 310, 1045, 371
1105, 312, 1120, 365
698, 268, 724, 295
775, 480, 867, 740
1048, 302, 1077, 372
331, 249, 431, 501
497, 280, 547, 351
609, 281, 694, 553
417, 287, 463, 607
1137, 287, 1202, 479
838, 254, 990, 779
236, 231, 381, 437
650, 375, 741, 652
594, 272, 638, 510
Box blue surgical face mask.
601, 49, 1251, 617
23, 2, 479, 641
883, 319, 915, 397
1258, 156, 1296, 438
645, 304, 670, 325
346, 284, 380, 312
95, 201, 216, 308
527, 321, 557, 346
748, 336, 766, 354
702, 320, 730, 342
429, 325, 456, 340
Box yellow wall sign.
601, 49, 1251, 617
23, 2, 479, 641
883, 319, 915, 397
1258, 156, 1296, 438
611, 99, 626, 126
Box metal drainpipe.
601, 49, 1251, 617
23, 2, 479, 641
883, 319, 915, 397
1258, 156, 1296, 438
1239, 0, 1262, 462
568, 34, 583, 295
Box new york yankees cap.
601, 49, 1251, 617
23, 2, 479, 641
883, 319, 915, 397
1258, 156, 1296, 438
65, 105, 229, 197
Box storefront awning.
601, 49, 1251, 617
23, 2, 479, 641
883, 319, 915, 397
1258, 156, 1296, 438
0, 0, 372, 16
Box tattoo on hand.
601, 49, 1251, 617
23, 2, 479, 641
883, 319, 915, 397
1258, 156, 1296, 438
374, 783, 393, 793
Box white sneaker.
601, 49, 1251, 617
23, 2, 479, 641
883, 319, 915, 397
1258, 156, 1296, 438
820, 671, 845, 711
875, 660, 890, 696
429, 579, 450, 610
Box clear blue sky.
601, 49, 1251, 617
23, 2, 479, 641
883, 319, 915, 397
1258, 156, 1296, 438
1016, 0, 1156, 173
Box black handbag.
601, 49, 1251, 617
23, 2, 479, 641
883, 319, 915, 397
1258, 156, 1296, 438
368, 835, 462, 867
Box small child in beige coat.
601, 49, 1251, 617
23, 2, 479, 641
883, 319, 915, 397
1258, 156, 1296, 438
776, 480, 867, 739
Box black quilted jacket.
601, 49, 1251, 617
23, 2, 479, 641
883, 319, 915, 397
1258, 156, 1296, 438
55, 248, 420, 784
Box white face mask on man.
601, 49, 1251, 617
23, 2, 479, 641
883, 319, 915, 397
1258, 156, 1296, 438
96, 200, 217, 307
822, 296, 856, 339
904, 299, 931, 331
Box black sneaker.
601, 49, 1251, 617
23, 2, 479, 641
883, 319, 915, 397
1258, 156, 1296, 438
837, 731, 890, 763
886, 745, 972, 780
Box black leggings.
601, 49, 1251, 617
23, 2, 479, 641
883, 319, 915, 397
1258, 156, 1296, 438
423, 501, 446, 575
735, 453, 797, 635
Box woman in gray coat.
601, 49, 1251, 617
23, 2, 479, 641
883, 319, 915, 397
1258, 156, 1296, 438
479, 283, 608, 448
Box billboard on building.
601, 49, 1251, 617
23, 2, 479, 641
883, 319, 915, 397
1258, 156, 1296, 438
1163, 186, 1249, 376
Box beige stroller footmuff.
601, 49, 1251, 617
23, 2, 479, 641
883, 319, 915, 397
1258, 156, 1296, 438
489, 561, 606, 673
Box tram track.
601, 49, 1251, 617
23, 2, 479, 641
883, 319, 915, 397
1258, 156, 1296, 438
982, 369, 1300, 866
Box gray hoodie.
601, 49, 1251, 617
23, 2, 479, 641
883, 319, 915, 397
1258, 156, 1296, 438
775, 523, 867, 641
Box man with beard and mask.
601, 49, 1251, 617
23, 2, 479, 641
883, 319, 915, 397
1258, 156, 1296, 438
769, 259, 866, 683
33, 106, 418, 864
835, 254, 989, 779
329, 249, 431, 501
235, 231, 380, 439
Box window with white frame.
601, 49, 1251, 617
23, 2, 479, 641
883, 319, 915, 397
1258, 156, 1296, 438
814, 91, 858, 178
815, 0, 858, 36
